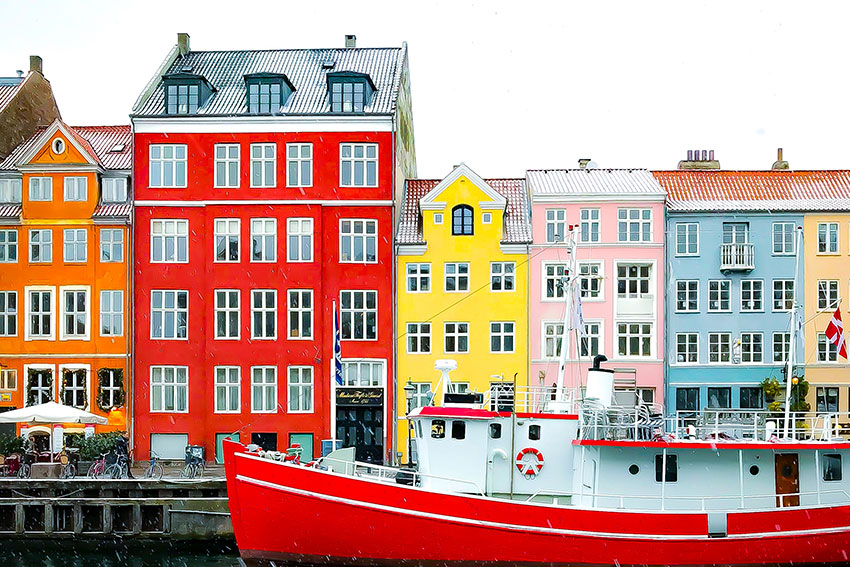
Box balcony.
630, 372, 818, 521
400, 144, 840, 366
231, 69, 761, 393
720, 243, 754, 271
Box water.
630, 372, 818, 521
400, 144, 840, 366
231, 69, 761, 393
7, 541, 242, 567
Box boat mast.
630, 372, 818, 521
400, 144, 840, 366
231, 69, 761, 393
554, 226, 579, 408
782, 227, 803, 439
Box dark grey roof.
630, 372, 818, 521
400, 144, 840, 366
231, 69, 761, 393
133, 47, 406, 117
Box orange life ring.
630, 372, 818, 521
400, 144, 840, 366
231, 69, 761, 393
515, 447, 544, 478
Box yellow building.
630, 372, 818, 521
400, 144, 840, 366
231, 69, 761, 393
395, 164, 530, 463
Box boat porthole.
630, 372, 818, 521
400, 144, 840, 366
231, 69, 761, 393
628, 464, 639, 475
749, 465, 759, 476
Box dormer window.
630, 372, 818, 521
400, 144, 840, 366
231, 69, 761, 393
452, 205, 474, 236
328, 72, 375, 113
162, 72, 214, 115
245, 74, 294, 115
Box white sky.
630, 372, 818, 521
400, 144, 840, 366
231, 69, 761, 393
3, 0, 850, 178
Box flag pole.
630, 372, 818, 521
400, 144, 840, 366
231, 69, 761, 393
783, 227, 803, 439
331, 300, 338, 449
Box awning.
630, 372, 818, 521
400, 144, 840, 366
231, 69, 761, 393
0, 402, 108, 424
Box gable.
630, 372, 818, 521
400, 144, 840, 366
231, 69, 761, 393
419, 164, 507, 212
17, 120, 99, 168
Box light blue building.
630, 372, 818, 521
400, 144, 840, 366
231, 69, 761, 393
655, 169, 804, 416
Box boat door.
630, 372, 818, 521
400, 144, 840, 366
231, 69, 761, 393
775, 453, 800, 507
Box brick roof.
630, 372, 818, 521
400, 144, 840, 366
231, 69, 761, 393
654, 170, 850, 212
0, 123, 131, 171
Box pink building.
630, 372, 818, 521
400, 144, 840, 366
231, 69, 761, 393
526, 169, 666, 407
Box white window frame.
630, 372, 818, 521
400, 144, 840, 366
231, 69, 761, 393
0, 369, 16, 391
433, 213, 443, 225
773, 332, 790, 363
581, 320, 603, 358
24, 286, 55, 341
616, 322, 653, 358
542, 262, 568, 301
339, 143, 378, 188
708, 279, 731, 312
250, 218, 277, 263
617, 264, 652, 299
63, 228, 87, 263
675, 280, 699, 313
740, 332, 764, 363
0, 291, 16, 337
818, 333, 839, 363
708, 332, 732, 364
578, 261, 603, 301
150, 365, 189, 413
340, 359, 386, 387
99, 228, 123, 263
818, 280, 840, 310
63, 177, 87, 202
287, 289, 313, 340
676, 333, 699, 364
740, 279, 764, 312
675, 222, 699, 256
542, 321, 564, 360
25, 364, 54, 406
99, 290, 123, 337
490, 262, 516, 292
444, 262, 470, 293
29, 229, 52, 263
214, 218, 240, 263
545, 209, 567, 243
444, 322, 469, 354
150, 219, 189, 263
772, 222, 795, 255
286, 143, 313, 187
214, 144, 240, 188
339, 290, 378, 341
251, 366, 278, 413
482, 212, 492, 224
287, 366, 314, 413
214, 366, 241, 414
286, 218, 313, 263
406, 263, 431, 293
28, 177, 52, 201
60, 365, 88, 409
214, 289, 240, 340
339, 219, 377, 264
150, 290, 189, 340
99, 369, 122, 410
0, 178, 22, 203
489, 321, 515, 354
410, 382, 432, 409
617, 208, 652, 242
406, 322, 431, 354
772, 279, 794, 312
250, 143, 277, 188
818, 222, 839, 254
0, 229, 17, 263
102, 177, 127, 203
580, 208, 600, 243
148, 144, 187, 188
251, 289, 277, 340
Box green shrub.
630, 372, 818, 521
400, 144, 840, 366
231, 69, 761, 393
0, 434, 24, 455
78, 431, 124, 461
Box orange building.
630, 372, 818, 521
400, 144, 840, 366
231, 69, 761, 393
0, 119, 132, 436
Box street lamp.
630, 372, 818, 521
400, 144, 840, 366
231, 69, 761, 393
403, 380, 416, 466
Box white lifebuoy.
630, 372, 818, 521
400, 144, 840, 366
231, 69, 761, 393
515, 447, 544, 478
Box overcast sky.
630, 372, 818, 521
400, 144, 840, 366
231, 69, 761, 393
3, 0, 850, 178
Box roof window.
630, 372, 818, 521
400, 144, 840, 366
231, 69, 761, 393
328, 72, 375, 113
245, 73, 294, 114
162, 72, 214, 115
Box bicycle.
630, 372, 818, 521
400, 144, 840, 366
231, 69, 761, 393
104, 455, 129, 479
180, 446, 204, 479
180, 460, 203, 479
59, 450, 76, 479
86, 453, 108, 479
143, 451, 164, 480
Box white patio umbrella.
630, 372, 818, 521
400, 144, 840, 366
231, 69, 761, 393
0, 402, 107, 463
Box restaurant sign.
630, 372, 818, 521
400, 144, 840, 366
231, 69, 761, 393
336, 388, 383, 406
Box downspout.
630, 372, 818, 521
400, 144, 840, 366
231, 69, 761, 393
128, 123, 135, 459
391, 109, 398, 465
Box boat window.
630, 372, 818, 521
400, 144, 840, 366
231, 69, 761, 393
749, 465, 759, 476
415, 421, 422, 438
528, 425, 541, 441
431, 420, 445, 439
489, 423, 501, 439
655, 454, 678, 482
628, 464, 639, 475
451, 421, 466, 440
823, 454, 842, 482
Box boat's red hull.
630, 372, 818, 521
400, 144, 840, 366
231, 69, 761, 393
223, 441, 850, 566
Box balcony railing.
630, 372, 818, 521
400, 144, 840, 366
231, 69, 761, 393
720, 243, 755, 271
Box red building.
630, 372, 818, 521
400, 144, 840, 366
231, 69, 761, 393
130, 33, 416, 464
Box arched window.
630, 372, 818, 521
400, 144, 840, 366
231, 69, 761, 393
452, 205, 474, 236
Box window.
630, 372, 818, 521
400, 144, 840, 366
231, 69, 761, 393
773, 332, 790, 363
528, 424, 540, 441
0, 291, 16, 336
287, 218, 313, 262
818, 334, 838, 362
340, 219, 377, 263
0, 230, 17, 262
433, 213, 443, 225
444, 322, 469, 353
451, 205, 474, 236
618, 208, 651, 242
579, 263, 602, 299
63, 177, 87, 201
149, 145, 187, 188
251, 367, 278, 413
406, 263, 431, 292
675, 223, 699, 256
102, 177, 127, 202
331, 81, 367, 113
740, 387, 763, 410
617, 323, 652, 357
543, 322, 564, 359
286, 144, 312, 187
773, 222, 795, 254
214, 219, 240, 263
151, 219, 188, 263
445, 263, 470, 292
214, 290, 240, 339
27, 369, 53, 405
617, 264, 651, 298
655, 454, 678, 482
482, 212, 492, 224
773, 280, 794, 311
676, 388, 699, 411
341, 360, 385, 386
410, 382, 432, 409
708, 280, 731, 312
287, 366, 314, 413
214, 366, 240, 413
543, 263, 568, 299
818, 280, 839, 310
28, 177, 52, 201
707, 387, 731, 408
0, 369, 16, 390
287, 289, 313, 339
676, 333, 698, 363
150, 290, 188, 339
0, 178, 21, 203
248, 81, 282, 114
817, 387, 839, 412
723, 222, 749, 244
823, 454, 842, 482
250, 143, 276, 187
340, 290, 377, 340
28, 290, 53, 338
490, 322, 515, 353
490, 262, 515, 292
675, 280, 699, 312
62, 369, 87, 408
214, 144, 240, 188
818, 222, 839, 253
98, 369, 124, 410
741, 332, 763, 363
150, 366, 188, 412
99, 290, 123, 336
61, 289, 87, 339
251, 218, 276, 262
452, 421, 466, 440
708, 333, 731, 363
251, 290, 277, 340
580, 208, 600, 242
165, 83, 199, 114
62, 229, 86, 263
546, 209, 567, 243
99, 229, 123, 262
406, 322, 431, 354
29, 229, 52, 262
581, 321, 601, 357
340, 143, 378, 187
431, 420, 446, 439
740, 280, 763, 312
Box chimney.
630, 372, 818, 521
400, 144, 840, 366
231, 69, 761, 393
578, 158, 592, 169
772, 147, 790, 170
677, 149, 721, 170
29, 55, 42, 75
345, 34, 357, 48
177, 33, 191, 57
15, 70, 23, 78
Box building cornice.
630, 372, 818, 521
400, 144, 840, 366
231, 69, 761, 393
132, 115, 394, 134
397, 244, 427, 256
531, 194, 665, 204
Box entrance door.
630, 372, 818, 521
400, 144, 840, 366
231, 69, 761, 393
215, 432, 240, 465
250, 432, 277, 451
336, 406, 383, 463
775, 453, 800, 507
288, 433, 314, 462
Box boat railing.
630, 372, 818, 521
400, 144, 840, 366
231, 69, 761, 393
672, 410, 847, 441
479, 385, 578, 414
579, 401, 668, 441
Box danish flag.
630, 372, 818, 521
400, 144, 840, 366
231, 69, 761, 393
825, 307, 848, 360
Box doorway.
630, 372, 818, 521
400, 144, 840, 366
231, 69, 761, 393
288, 433, 314, 462
336, 404, 383, 463
775, 453, 800, 507
250, 432, 277, 451
215, 432, 240, 464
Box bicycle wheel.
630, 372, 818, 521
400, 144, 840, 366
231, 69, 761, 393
151, 463, 163, 481
180, 465, 192, 478
18, 464, 30, 479
194, 464, 204, 478
66, 463, 77, 479
86, 462, 100, 478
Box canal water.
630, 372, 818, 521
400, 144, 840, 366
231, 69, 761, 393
8, 541, 242, 567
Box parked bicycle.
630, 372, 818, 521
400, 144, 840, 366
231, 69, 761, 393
86, 452, 109, 479
180, 445, 204, 479
144, 451, 164, 480
17, 450, 36, 478
104, 454, 129, 479
58, 450, 77, 479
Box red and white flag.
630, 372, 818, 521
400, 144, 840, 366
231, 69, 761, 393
825, 307, 848, 359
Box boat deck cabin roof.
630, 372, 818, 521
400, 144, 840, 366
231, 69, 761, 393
573, 439, 850, 451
